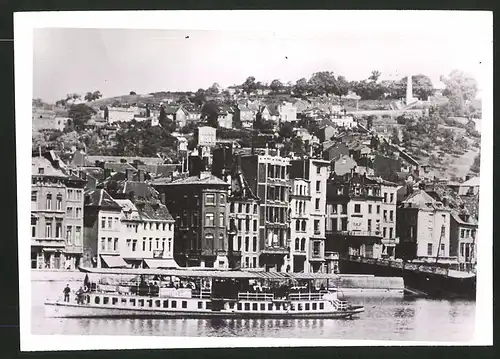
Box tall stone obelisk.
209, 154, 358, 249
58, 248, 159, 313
406, 74, 414, 105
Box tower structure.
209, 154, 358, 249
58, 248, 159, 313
406, 74, 415, 105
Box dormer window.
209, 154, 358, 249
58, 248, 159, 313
38, 168, 44, 174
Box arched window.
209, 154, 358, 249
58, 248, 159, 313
295, 238, 300, 251
219, 233, 225, 250
295, 220, 300, 231
56, 194, 62, 211
301, 220, 306, 232
301, 238, 306, 251
298, 202, 303, 214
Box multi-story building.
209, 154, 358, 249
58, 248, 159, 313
325, 172, 399, 260
227, 168, 260, 270
82, 189, 176, 269
396, 190, 451, 261
31, 156, 85, 269
114, 199, 176, 268
155, 172, 231, 268
288, 158, 330, 273
240, 150, 291, 272
449, 211, 477, 270
82, 188, 124, 268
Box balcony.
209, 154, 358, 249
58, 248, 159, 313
31, 237, 66, 247
328, 230, 383, 238
261, 246, 288, 255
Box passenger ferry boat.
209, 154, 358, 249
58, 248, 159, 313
44, 267, 364, 319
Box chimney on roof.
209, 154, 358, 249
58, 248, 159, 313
138, 169, 145, 182
126, 168, 134, 181
160, 192, 166, 204
465, 175, 471, 181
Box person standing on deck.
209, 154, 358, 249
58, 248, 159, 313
63, 284, 71, 302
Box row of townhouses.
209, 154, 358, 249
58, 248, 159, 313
31, 142, 478, 272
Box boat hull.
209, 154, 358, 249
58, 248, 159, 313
44, 301, 364, 319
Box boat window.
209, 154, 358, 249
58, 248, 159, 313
229, 303, 235, 310
112, 297, 118, 305
155, 300, 161, 307
312, 303, 317, 310
95, 296, 100, 304
260, 303, 265, 311
305, 303, 310, 311
268, 303, 273, 311
290, 304, 295, 311
103, 297, 109, 305
252, 303, 258, 311
121, 298, 127, 304
298, 304, 303, 311
138, 299, 144, 307
130, 299, 136, 306
244, 303, 250, 311
86, 296, 90, 304
319, 302, 324, 310
171, 300, 177, 308
198, 301, 203, 309
206, 302, 212, 310
163, 300, 168, 308
147, 300, 153, 308
237, 303, 242, 310
182, 301, 187, 309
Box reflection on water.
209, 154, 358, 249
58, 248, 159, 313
32, 281, 475, 341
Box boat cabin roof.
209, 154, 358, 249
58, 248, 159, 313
79, 267, 342, 281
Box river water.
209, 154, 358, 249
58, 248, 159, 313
31, 280, 475, 342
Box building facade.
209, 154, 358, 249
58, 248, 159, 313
82, 189, 176, 269
449, 211, 477, 271
325, 172, 399, 260
288, 158, 330, 273
240, 151, 291, 272
155, 172, 231, 268
396, 190, 451, 261
31, 156, 85, 269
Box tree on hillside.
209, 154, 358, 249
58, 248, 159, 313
334, 75, 350, 100
308, 71, 339, 97
84, 91, 102, 102
191, 89, 206, 107
369, 70, 382, 82
68, 104, 96, 131
440, 70, 479, 117
294, 78, 310, 96
242, 76, 257, 94
130, 91, 137, 95
270, 79, 284, 93
470, 153, 480, 174
207, 83, 220, 96
201, 101, 220, 128
32, 98, 44, 108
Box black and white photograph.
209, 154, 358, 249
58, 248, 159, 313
15, 10, 492, 350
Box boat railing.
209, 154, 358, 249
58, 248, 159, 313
332, 299, 348, 310
288, 291, 328, 301
192, 289, 212, 299
238, 292, 275, 301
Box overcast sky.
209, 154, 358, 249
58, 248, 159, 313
32, 13, 490, 103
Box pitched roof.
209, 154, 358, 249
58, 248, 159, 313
104, 162, 137, 173
166, 174, 229, 186
84, 189, 122, 210
136, 202, 174, 221
32, 157, 67, 178
401, 190, 446, 210
462, 176, 480, 187
450, 211, 478, 226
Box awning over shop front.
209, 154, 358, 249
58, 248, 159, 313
143, 258, 180, 269
100, 255, 130, 269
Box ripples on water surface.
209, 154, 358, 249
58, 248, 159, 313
31, 281, 475, 341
